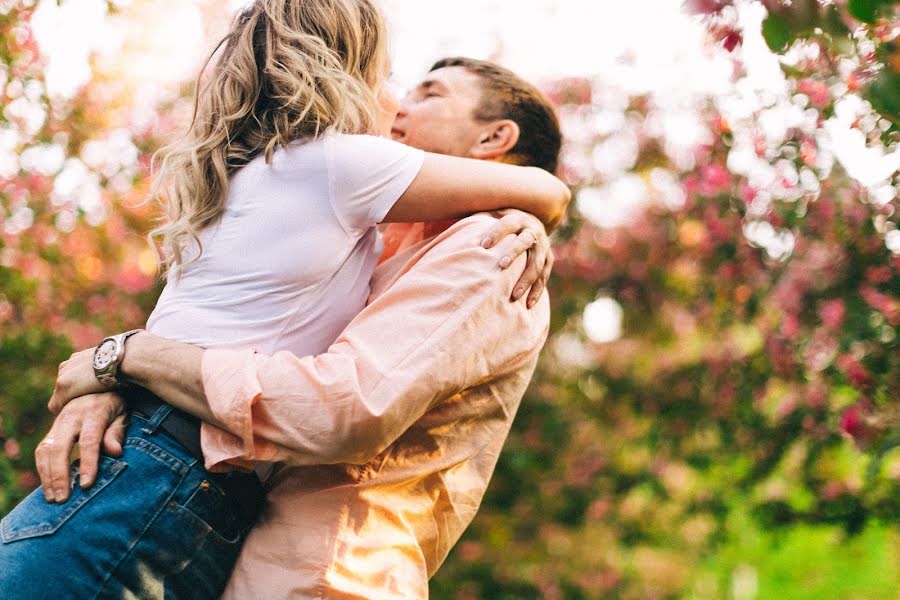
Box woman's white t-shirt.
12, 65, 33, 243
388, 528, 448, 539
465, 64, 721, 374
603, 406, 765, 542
146, 133, 425, 357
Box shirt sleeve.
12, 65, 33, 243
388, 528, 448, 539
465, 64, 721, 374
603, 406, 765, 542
199, 215, 550, 471
325, 133, 425, 235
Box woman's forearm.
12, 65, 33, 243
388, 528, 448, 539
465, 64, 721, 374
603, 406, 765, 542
384, 154, 571, 230
531, 170, 570, 231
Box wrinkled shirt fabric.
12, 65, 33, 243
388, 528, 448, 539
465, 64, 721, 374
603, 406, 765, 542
200, 215, 550, 599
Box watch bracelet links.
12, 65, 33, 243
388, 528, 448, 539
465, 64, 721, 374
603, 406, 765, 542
95, 329, 144, 389
96, 373, 119, 388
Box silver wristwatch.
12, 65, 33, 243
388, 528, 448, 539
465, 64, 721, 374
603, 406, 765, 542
93, 329, 144, 388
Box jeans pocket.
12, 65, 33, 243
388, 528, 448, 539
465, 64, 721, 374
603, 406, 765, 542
0, 456, 127, 543
167, 480, 242, 545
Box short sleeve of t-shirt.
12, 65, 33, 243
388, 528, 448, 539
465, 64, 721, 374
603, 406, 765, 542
326, 133, 425, 235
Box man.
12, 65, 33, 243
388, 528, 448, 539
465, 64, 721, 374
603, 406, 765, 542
40, 57, 563, 598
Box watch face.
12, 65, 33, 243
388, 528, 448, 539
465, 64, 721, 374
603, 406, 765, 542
93, 339, 118, 370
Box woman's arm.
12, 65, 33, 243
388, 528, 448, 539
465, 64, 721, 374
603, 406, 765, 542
383, 153, 570, 231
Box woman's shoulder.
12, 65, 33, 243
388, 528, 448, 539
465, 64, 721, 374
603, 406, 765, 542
325, 131, 421, 158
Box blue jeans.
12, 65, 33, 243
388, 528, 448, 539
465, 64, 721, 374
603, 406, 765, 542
0, 406, 264, 599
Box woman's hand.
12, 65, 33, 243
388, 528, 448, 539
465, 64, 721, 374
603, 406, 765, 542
481, 209, 555, 309
48, 348, 107, 415
35, 392, 127, 504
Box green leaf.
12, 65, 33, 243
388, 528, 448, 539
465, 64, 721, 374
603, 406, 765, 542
820, 6, 853, 43
847, 0, 879, 23
762, 12, 793, 53
867, 68, 900, 125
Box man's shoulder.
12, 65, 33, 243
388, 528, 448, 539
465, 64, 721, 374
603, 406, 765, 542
419, 212, 550, 320
447, 212, 500, 234
424, 213, 500, 252
369, 212, 550, 357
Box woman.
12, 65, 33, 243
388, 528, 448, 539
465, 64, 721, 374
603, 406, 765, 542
0, 0, 568, 598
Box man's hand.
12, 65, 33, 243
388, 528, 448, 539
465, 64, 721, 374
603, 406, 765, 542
481, 209, 554, 309
48, 348, 107, 415
35, 392, 127, 504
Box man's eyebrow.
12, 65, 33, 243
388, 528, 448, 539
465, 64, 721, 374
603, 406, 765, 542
417, 79, 449, 93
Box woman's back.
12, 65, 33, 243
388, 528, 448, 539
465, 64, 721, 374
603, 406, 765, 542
147, 132, 423, 357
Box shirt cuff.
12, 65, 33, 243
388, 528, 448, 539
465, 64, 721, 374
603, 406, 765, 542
200, 347, 263, 471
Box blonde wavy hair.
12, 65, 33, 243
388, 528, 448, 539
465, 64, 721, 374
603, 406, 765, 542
149, 0, 389, 274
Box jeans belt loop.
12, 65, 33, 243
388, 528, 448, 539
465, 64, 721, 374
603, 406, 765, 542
141, 403, 174, 436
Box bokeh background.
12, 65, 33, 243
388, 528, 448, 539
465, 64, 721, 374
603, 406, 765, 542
1, 0, 898, 598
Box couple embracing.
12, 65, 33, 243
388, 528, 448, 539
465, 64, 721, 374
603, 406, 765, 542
0, 0, 568, 597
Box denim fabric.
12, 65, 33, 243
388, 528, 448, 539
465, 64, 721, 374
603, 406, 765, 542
0, 409, 263, 599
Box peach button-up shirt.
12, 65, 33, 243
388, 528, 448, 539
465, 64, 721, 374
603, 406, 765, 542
199, 215, 550, 599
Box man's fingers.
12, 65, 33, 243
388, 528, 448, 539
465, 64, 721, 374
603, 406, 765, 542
512, 247, 540, 302
496, 229, 538, 270
47, 391, 62, 415
518, 237, 549, 300
527, 262, 552, 309
77, 417, 106, 489
481, 214, 526, 249
34, 438, 53, 502
35, 418, 79, 503
101, 414, 128, 457
527, 248, 554, 309
46, 428, 77, 503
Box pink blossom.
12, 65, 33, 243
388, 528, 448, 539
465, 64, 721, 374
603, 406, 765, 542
4, 438, 20, 459
18, 471, 39, 489
836, 354, 871, 387
119, 267, 154, 294
69, 323, 104, 349
588, 498, 612, 520
800, 139, 817, 165
818, 299, 846, 329
767, 337, 796, 377
456, 541, 484, 563
861, 286, 900, 326
682, 0, 726, 15
722, 30, 742, 52
776, 394, 797, 419
543, 77, 592, 106
796, 79, 831, 109
865, 266, 892, 284
780, 313, 800, 339
839, 401, 881, 450
699, 163, 731, 196
820, 481, 848, 501
805, 381, 828, 409
739, 181, 757, 204
804, 329, 838, 373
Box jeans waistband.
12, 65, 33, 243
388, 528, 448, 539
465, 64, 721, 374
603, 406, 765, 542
126, 387, 204, 461
123, 388, 265, 517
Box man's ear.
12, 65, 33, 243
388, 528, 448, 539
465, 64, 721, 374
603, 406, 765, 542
468, 119, 521, 161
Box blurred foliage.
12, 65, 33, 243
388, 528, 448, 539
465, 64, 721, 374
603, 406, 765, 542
0, 1, 163, 510
435, 1, 899, 598
0, 1, 898, 599
690, 0, 900, 130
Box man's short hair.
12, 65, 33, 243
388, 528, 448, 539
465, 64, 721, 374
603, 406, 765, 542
430, 57, 562, 174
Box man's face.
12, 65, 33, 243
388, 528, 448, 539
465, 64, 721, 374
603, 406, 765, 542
391, 67, 487, 158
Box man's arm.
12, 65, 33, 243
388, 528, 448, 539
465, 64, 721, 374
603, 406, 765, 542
196, 215, 550, 469
49, 215, 549, 470
50, 341, 218, 427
